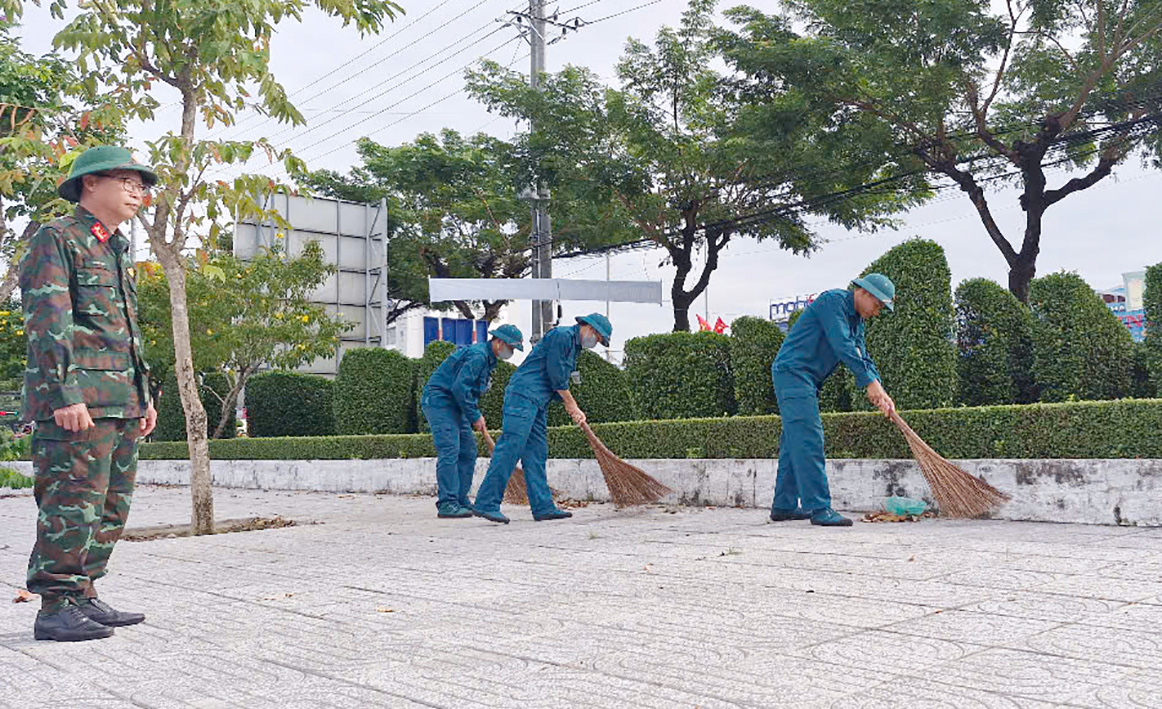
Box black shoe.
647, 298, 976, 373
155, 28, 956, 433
769, 508, 811, 522
78, 598, 146, 627
533, 509, 573, 522
34, 604, 115, 642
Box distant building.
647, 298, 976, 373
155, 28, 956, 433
1099, 271, 1146, 342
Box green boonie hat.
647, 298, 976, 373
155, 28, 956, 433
851, 273, 896, 312
489, 324, 525, 351
58, 146, 158, 203
575, 312, 612, 346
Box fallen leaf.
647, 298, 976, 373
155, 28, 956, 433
376, 607, 394, 613
13, 589, 37, 604
908, 555, 916, 562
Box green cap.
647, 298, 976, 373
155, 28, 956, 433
489, 324, 524, 351
58, 146, 158, 203
851, 273, 896, 312
575, 312, 612, 346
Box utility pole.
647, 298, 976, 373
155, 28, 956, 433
502, 1, 586, 342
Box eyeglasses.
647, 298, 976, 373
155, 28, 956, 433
96, 173, 152, 197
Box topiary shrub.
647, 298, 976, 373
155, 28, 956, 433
1029, 271, 1132, 402
858, 238, 957, 410
955, 278, 1037, 406
413, 341, 458, 433
730, 316, 784, 416
1130, 341, 1156, 399
1145, 263, 1162, 393
335, 347, 415, 434
246, 370, 335, 438
479, 359, 516, 429
624, 331, 735, 420
153, 370, 236, 441
547, 350, 636, 426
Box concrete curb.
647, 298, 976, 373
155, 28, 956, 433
9, 457, 1159, 526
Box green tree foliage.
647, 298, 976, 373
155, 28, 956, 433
1029, 272, 1132, 402
335, 348, 414, 435
729, 316, 783, 415
721, 1, 1162, 302
0, 297, 24, 388
302, 129, 534, 323
954, 278, 1037, 406
245, 371, 335, 438
136, 241, 349, 438
860, 239, 957, 410
1130, 341, 1156, 399
467, 0, 915, 332
624, 332, 735, 420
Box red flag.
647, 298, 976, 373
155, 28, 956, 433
714, 317, 728, 334
696, 314, 712, 332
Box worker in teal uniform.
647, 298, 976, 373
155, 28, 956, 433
770, 274, 897, 527
421, 324, 525, 518
473, 313, 612, 524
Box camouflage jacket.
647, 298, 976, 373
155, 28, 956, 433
20, 206, 151, 422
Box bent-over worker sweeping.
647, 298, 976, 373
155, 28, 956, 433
420, 324, 525, 519
770, 274, 897, 527
473, 313, 613, 524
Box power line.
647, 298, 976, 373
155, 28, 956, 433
589, 0, 664, 24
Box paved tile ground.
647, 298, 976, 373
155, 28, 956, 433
2, 485, 1161, 708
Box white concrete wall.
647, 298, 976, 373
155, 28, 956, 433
9, 457, 1158, 527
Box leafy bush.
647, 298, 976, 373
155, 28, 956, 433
1029, 272, 1132, 402
858, 238, 957, 410
547, 350, 636, 426
730, 316, 783, 415
1130, 341, 1156, 399
1145, 263, 1162, 393
479, 360, 516, 429
0, 465, 32, 488
413, 341, 458, 433
624, 331, 735, 420
154, 370, 236, 441
335, 347, 415, 434
955, 278, 1037, 406
139, 398, 1162, 461
246, 371, 336, 438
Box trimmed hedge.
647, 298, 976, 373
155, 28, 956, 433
859, 238, 957, 410
246, 371, 335, 438
139, 398, 1162, 461
413, 341, 458, 433
1145, 263, 1162, 393
954, 278, 1037, 406
1029, 272, 1132, 402
154, 371, 236, 441
624, 331, 736, 420
547, 350, 635, 426
335, 348, 415, 434
479, 360, 516, 429
1131, 341, 1156, 399
730, 316, 783, 416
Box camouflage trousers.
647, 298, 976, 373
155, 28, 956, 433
27, 418, 140, 612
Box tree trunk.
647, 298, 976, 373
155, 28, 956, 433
213, 368, 250, 440
155, 246, 214, 534
671, 270, 694, 332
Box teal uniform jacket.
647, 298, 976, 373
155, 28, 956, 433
772, 289, 880, 392
505, 324, 581, 406
423, 342, 497, 423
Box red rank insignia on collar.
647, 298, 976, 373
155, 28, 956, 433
90, 221, 111, 243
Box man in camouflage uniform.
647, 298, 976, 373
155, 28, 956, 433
22, 145, 159, 642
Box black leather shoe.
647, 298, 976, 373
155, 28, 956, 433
533, 509, 573, 521
34, 604, 115, 642
769, 508, 812, 522
79, 598, 146, 627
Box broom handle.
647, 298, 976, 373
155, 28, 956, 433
481, 428, 497, 453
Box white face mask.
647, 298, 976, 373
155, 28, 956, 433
497, 343, 514, 360
581, 331, 599, 349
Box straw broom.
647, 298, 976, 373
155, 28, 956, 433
888, 411, 1009, 518
578, 421, 672, 507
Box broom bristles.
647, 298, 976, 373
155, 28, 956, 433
889, 412, 1010, 518
580, 422, 672, 507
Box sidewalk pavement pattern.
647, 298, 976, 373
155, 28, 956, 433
2, 485, 1162, 708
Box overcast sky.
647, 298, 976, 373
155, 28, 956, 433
15, 0, 1162, 359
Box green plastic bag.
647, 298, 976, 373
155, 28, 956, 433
884, 496, 928, 516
